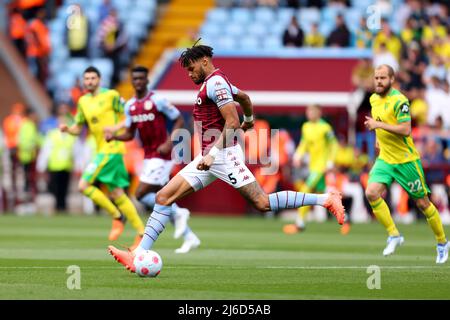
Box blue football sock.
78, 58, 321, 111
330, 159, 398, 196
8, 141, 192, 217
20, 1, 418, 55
139, 204, 172, 250
268, 191, 327, 211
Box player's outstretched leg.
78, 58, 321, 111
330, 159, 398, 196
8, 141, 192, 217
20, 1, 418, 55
238, 182, 345, 225
139, 191, 200, 249
366, 183, 403, 256
268, 190, 345, 225
109, 175, 195, 271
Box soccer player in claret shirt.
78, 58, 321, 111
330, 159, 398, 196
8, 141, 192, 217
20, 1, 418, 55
364, 64, 448, 263
108, 44, 345, 272
60, 66, 145, 248
104, 66, 201, 254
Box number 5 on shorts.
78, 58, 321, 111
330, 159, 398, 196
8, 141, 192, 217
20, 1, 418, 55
228, 173, 237, 185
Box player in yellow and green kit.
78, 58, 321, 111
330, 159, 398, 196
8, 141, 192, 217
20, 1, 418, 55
365, 64, 448, 263
60, 66, 145, 248
283, 105, 348, 234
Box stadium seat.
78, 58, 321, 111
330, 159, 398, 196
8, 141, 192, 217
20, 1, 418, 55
111, 0, 130, 12
277, 7, 295, 25
346, 8, 362, 27
247, 22, 267, 38
239, 36, 260, 50
230, 8, 252, 24
135, 0, 157, 12
66, 58, 91, 78
298, 8, 321, 25
91, 58, 114, 79
54, 71, 77, 90
319, 21, 334, 38
351, 0, 374, 11
262, 35, 283, 50
254, 7, 276, 24
206, 8, 229, 23
321, 6, 346, 24
130, 9, 155, 27
126, 21, 147, 41
200, 22, 222, 39
50, 45, 69, 61
215, 36, 237, 50
225, 24, 246, 37
269, 21, 287, 36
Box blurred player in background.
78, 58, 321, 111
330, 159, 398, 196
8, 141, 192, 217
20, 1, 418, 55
104, 66, 201, 254
108, 44, 346, 273
365, 64, 448, 264
283, 104, 351, 235
60, 66, 145, 248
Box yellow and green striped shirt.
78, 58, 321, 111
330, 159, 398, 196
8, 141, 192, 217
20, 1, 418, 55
295, 119, 337, 173
75, 88, 125, 154
370, 88, 420, 164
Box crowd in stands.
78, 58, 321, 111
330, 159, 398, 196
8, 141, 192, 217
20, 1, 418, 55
4, 0, 154, 106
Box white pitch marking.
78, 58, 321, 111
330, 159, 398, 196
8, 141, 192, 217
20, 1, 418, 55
0, 266, 448, 270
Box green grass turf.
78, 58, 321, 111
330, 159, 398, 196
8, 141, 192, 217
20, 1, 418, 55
0, 213, 449, 300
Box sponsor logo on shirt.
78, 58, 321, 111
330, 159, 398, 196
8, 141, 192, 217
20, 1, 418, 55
131, 113, 155, 123
215, 88, 229, 102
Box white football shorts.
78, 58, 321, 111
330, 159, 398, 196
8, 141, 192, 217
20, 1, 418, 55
139, 158, 175, 186
178, 144, 256, 191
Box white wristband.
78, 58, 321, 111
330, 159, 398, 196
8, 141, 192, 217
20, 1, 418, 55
208, 146, 220, 157
244, 114, 254, 122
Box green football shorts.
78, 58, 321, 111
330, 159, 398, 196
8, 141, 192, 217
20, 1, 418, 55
306, 171, 326, 193
368, 158, 430, 199
82, 153, 129, 190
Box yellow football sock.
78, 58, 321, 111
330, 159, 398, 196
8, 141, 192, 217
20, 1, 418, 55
83, 186, 121, 219
422, 203, 447, 244
298, 206, 310, 220
369, 198, 400, 237
114, 194, 145, 235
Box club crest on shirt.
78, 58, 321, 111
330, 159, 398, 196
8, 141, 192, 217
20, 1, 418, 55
401, 104, 409, 113
130, 105, 136, 111
144, 101, 153, 110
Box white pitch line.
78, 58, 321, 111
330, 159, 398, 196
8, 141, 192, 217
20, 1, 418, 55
0, 266, 449, 270
260, 266, 450, 270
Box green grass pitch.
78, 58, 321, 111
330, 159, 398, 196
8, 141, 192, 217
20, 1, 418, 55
0, 213, 449, 300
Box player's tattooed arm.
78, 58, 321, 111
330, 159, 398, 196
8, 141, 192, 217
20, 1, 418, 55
234, 89, 254, 131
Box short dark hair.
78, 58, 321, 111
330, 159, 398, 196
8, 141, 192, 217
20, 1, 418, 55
131, 65, 149, 75
179, 42, 213, 68
84, 66, 101, 77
